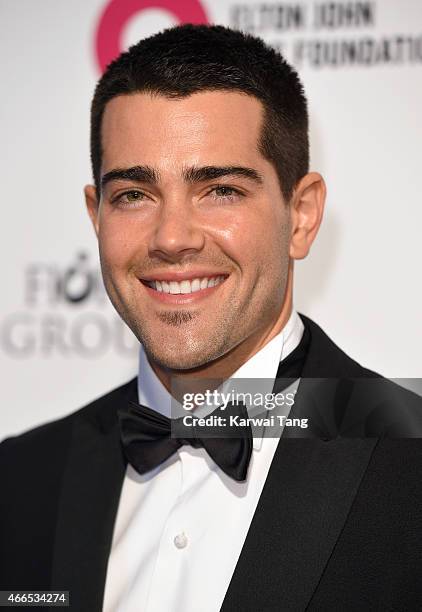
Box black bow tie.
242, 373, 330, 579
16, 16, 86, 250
118, 400, 253, 481
118, 321, 311, 482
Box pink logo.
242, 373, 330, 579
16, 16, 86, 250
95, 0, 209, 73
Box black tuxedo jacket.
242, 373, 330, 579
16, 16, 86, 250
1, 314, 422, 611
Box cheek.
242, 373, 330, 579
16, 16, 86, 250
209, 205, 288, 271
98, 215, 146, 271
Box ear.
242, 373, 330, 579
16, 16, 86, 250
84, 184, 100, 237
289, 172, 326, 260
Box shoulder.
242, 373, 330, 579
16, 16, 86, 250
0, 378, 135, 577
299, 313, 382, 378
0, 376, 137, 475
299, 313, 422, 435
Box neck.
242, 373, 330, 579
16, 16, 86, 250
150, 263, 294, 395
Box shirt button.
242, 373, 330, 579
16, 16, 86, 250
174, 532, 188, 549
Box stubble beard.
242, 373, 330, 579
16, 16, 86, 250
107, 252, 290, 372
157, 310, 196, 327
104, 275, 243, 370
129, 276, 285, 372
135, 304, 241, 371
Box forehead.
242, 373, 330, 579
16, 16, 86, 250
100, 90, 266, 175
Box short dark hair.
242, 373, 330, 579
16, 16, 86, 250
90, 24, 309, 201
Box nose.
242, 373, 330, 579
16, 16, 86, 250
148, 197, 205, 261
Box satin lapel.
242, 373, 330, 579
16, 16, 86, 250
220, 315, 379, 612
50, 379, 135, 612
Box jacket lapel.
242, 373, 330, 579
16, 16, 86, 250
220, 439, 377, 612
51, 378, 137, 611
220, 314, 379, 611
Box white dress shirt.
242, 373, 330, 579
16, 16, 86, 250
103, 310, 304, 612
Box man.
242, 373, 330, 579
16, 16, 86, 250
1, 24, 421, 612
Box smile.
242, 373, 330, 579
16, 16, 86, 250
139, 273, 228, 304
144, 275, 226, 295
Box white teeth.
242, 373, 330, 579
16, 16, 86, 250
169, 281, 181, 294
180, 280, 191, 294
149, 275, 226, 294
191, 279, 201, 292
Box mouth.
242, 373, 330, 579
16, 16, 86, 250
139, 274, 228, 304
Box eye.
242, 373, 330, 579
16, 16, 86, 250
209, 185, 242, 203
112, 190, 147, 208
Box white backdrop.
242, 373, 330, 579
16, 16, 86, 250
1, 0, 421, 438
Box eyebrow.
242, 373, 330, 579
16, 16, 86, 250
100, 164, 263, 191
101, 166, 159, 189
183, 165, 263, 185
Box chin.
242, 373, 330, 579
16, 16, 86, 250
129, 316, 235, 370
150, 351, 210, 371
145, 341, 224, 371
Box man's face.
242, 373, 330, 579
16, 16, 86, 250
90, 91, 292, 369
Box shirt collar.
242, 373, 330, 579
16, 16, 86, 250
138, 309, 304, 451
